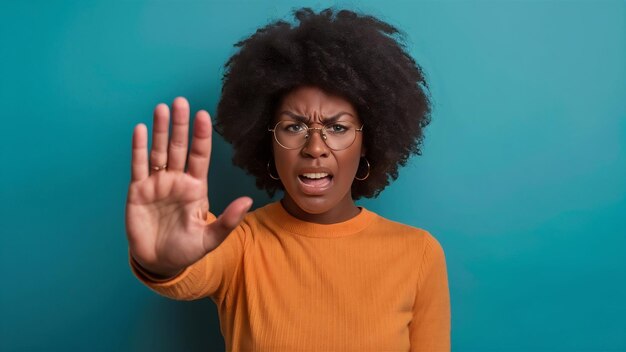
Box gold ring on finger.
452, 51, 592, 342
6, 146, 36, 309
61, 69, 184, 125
151, 163, 167, 172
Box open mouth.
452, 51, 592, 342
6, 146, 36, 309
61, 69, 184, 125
298, 172, 333, 187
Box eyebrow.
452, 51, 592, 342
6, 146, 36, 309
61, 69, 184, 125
279, 111, 354, 124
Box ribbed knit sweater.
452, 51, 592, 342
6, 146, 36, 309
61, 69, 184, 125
130, 201, 451, 351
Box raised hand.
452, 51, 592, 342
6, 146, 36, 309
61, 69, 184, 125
125, 97, 252, 278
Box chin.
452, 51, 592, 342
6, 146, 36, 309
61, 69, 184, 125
292, 195, 337, 214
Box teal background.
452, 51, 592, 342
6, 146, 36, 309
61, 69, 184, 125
1, 0, 624, 351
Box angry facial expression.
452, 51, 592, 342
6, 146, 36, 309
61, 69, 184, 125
271, 86, 365, 222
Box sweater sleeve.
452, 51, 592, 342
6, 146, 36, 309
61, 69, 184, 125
409, 233, 451, 351
129, 211, 248, 304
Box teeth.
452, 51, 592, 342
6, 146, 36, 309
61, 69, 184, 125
301, 172, 329, 179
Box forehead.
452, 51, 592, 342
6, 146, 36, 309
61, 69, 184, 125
277, 86, 359, 122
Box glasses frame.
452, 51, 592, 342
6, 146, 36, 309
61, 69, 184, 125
268, 120, 364, 151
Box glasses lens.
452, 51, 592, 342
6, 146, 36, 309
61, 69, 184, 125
274, 121, 308, 149
273, 121, 359, 150
323, 122, 358, 150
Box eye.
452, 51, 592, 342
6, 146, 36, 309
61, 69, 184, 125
283, 123, 306, 133
327, 124, 349, 134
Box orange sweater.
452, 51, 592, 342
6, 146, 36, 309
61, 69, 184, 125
130, 201, 451, 351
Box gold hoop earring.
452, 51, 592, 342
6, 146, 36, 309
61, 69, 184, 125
355, 157, 370, 181
267, 160, 280, 180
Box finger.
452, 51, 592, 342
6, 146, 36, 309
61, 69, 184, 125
131, 124, 149, 182
205, 197, 253, 248
167, 97, 190, 172
187, 110, 213, 181
150, 103, 170, 173
217, 197, 253, 230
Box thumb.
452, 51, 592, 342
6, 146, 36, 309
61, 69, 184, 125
203, 197, 252, 253
218, 196, 253, 230
206, 197, 253, 243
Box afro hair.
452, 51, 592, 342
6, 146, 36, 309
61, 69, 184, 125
215, 7, 432, 199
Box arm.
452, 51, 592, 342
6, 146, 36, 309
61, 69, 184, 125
129, 211, 249, 303
409, 233, 451, 351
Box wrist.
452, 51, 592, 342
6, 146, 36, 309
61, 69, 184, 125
130, 255, 184, 282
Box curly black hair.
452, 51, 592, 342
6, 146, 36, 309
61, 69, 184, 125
215, 7, 431, 199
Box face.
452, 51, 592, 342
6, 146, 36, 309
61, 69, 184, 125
272, 86, 365, 220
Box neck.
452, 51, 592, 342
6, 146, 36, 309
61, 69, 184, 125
280, 194, 361, 224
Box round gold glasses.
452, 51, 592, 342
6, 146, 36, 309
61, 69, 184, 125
269, 120, 364, 151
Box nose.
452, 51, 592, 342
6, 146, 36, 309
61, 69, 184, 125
301, 128, 329, 158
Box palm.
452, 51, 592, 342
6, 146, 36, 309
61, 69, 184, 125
126, 172, 209, 272
125, 97, 252, 277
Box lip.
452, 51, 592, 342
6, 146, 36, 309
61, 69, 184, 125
296, 175, 334, 196
297, 167, 334, 176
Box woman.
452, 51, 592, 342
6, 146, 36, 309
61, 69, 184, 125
126, 8, 450, 351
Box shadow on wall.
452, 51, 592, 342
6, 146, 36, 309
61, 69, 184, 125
177, 300, 225, 350
131, 298, 225, 351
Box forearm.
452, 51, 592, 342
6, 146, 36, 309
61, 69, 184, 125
128, 250, 212, 301
130, 253, 185, 282
128, 211, 248, 303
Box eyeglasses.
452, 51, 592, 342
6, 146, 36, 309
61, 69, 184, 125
268, 120, 364, 151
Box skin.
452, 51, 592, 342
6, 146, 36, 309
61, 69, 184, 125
273, 86, 366, 224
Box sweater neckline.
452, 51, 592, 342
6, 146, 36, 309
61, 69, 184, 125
262, 200, 376, 238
